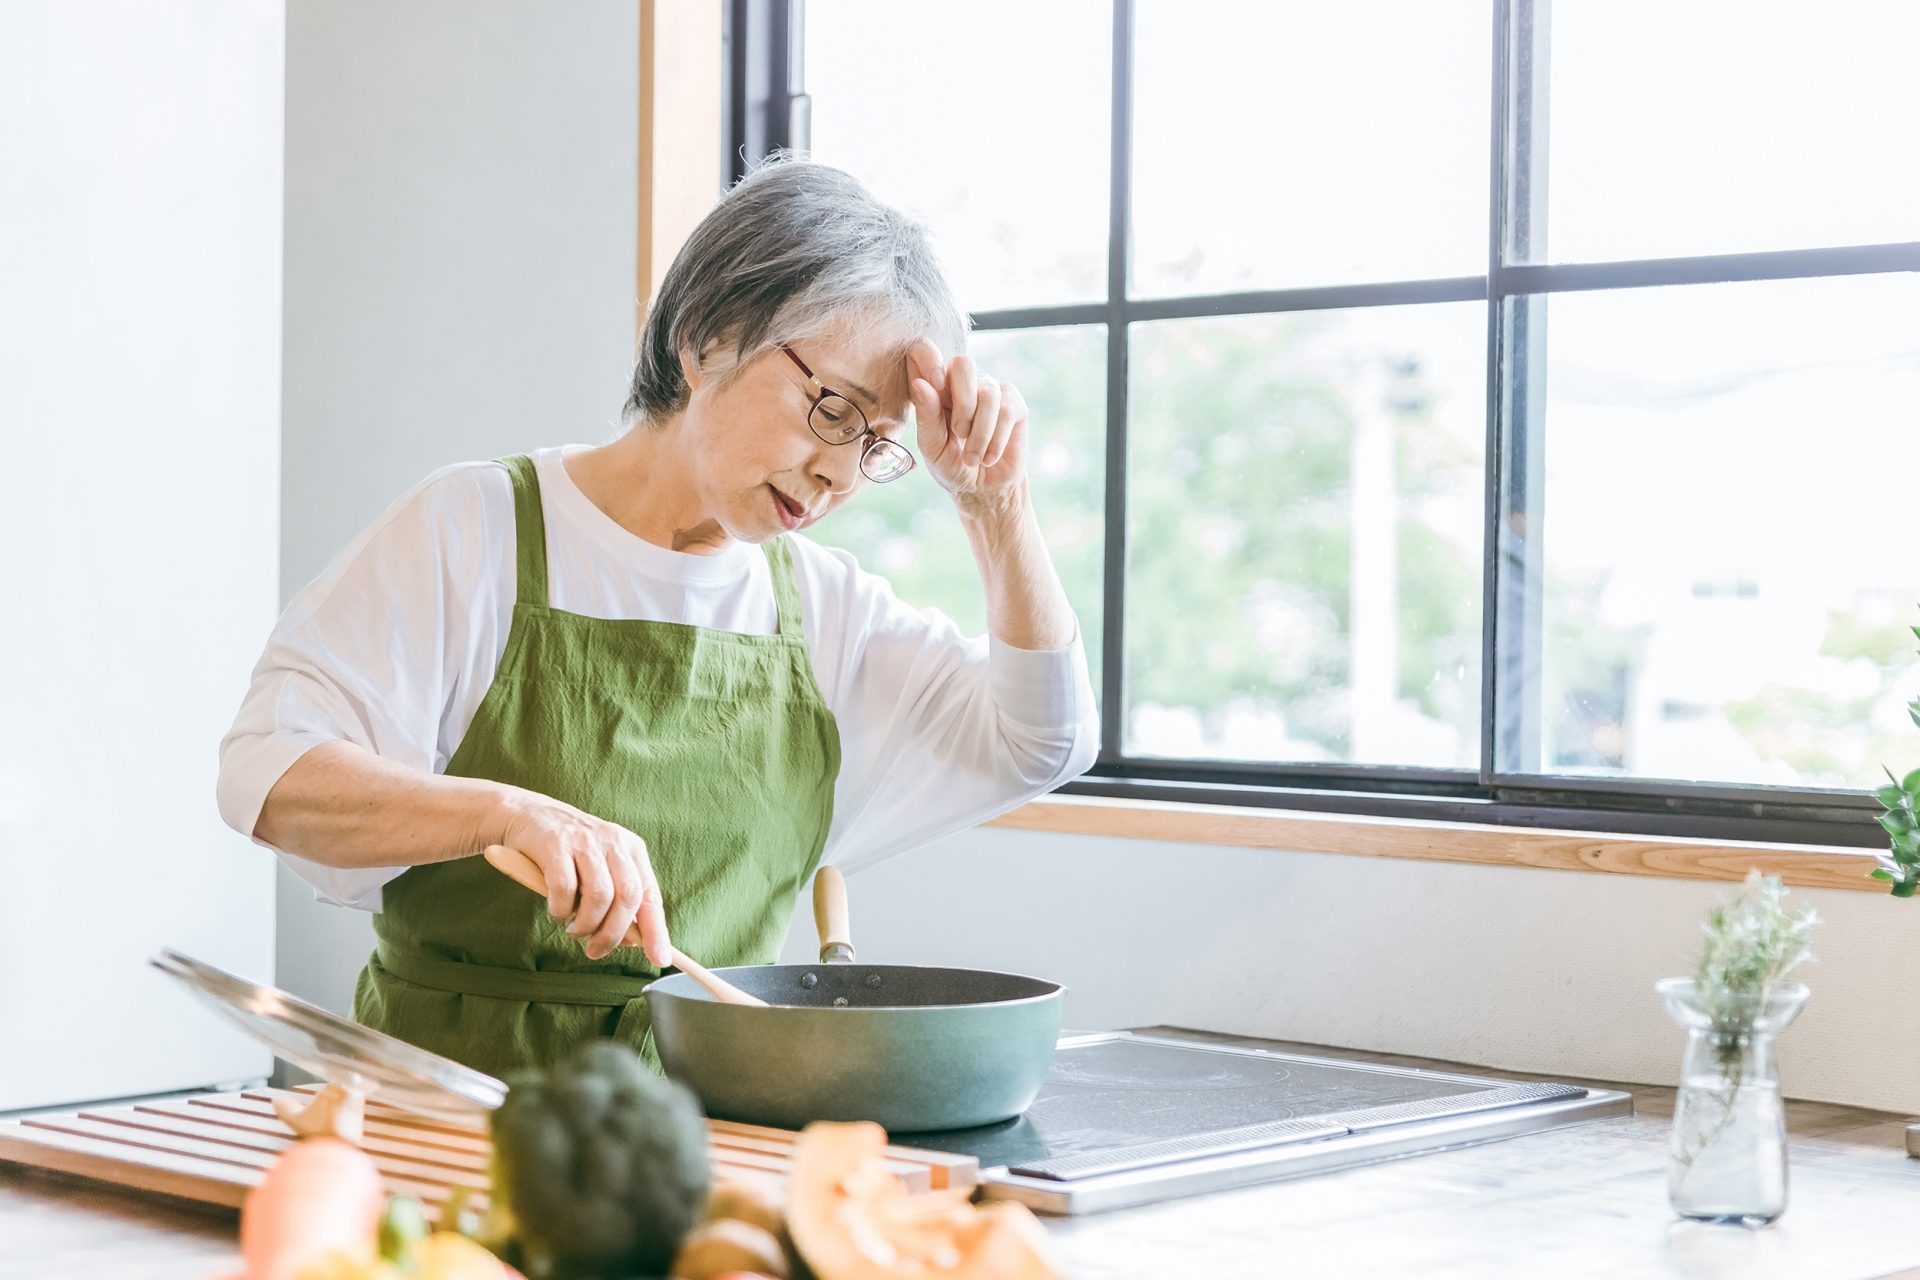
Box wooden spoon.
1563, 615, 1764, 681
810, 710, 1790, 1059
481, 844, 768, 1008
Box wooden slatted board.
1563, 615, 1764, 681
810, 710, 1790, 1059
0, 1084, 977, 1212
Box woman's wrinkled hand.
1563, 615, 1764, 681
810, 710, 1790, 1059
495, 796, 671, 966
907, 338, 1029, 510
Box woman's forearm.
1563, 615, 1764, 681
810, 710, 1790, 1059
955, 481, 1078, 652
259, 739, 672, 962
254, 739, 516, 870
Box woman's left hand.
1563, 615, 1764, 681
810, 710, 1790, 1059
908, 339, 1028, 508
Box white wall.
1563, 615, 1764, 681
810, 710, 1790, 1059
772, 828, 1920, 1115
277, 0, 640, 1017
271, 3, 1920, 1119
0, 0, 282, 1108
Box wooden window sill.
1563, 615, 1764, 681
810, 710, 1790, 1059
987, 794, 1883, 893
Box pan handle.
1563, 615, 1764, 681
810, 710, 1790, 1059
813, 865, 856, 965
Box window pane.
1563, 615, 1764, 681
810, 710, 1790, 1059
1126, 305, 1485, 766
1132, 1, 1491, 297
1512, 274, 1920, 789
803, 1, 1111, 311
808, 327, 1108, 700
1525, 1, 1920, 262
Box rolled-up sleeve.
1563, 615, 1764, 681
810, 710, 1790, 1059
216, 463, 498, 910
215, 651, 409, 911
793, 539, 1099, 874
986, 633, 1100, 782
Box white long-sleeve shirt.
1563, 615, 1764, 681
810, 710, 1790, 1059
218, 446, 1100, 911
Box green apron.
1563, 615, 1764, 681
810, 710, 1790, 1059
352, 453, 840, 1078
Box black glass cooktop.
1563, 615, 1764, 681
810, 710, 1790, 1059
902, 1032, 1564, 1169
894, 1030, 1627, 1216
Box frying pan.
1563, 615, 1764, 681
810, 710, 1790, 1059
644, 867, 1065, 1133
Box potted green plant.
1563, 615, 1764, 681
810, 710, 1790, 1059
1871, 617, 1920, 894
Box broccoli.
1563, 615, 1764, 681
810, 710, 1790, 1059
488, 1039, 711, 1280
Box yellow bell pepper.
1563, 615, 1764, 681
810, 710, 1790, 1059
413, 1232, 511, 1280
290, 1232, 504, 1280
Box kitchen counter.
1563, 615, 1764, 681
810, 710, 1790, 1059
8, 1029, 1920, 1280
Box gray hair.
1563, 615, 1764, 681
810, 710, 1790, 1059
623, 153, 970, 427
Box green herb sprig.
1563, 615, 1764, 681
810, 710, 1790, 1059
1694, 871, 1817, 1075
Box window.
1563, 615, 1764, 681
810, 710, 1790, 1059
730, 0, 1920, 845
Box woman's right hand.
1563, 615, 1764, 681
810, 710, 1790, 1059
495, 794, 672, 966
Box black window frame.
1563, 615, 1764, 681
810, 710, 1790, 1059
726, 0, 1920, 849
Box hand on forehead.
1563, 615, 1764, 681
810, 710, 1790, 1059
797, 330, 948, 422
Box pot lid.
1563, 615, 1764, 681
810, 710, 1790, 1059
151, 947, 506, 1123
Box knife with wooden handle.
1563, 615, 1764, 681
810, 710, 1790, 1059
480, 844, 768, 1008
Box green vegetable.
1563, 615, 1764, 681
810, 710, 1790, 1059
487, 1039, 711, 1280
439, 1185, 483, 1241
380, 1195, 432, 1273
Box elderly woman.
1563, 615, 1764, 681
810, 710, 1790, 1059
216, 158, 1098, 1076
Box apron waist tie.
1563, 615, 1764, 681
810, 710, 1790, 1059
374, 941, 657, 1048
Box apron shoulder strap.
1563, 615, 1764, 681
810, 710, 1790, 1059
763, 536, 805, 639
496, 454, 550, 609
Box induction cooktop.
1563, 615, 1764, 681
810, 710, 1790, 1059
902, 1030, 1633, 1215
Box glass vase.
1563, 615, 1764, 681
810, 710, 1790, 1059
1656, 976, 1810, 1226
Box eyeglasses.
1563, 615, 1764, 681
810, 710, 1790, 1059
777, 345, 916, 483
